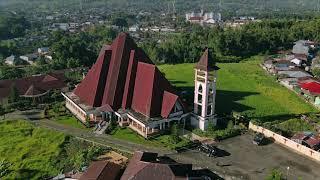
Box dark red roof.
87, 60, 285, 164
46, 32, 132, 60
74, 33, 184, 118
189, 16, 203, 21
299, 82, 320, 95
79, 160, 121, 180
0, 73, 67, 100
195, 48, 220, 71
121, 151, 191, 180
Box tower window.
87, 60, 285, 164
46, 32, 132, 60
198, 94, 202, 103
197, 105, 202, 116
198, 84, 203, 93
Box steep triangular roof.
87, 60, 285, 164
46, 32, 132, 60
73, 33, 185, 118
42, 75, 58, 82
195, 48, 220, 71
24, 84, 46, 96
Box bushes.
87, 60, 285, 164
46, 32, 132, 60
60, 138, 108, 172
193, 120, 242, 140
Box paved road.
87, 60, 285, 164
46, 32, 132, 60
36, 119, 173, 154
22, 119, 320, 179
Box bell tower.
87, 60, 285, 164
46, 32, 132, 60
191, 48, 220, 131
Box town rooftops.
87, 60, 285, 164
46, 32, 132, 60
79, 160, 122, 180
121, 151, 192, 180
195, 48, 220, 71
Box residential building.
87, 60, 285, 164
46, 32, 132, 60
191, 49, 220, 130
121, 151, 194, 180
19, 53, 38, 65
0, 73, 68, 105
299, 81, 320, 106
63, 33, 187, 138
129, 25, 139, 32
291, 132, 320, 151
79, 160, 122, 180
186, 10, 221, 26
278, 70, 312, 78
38, 47, 50, 55
4, 55, 18, 66
292, 40, 318, 57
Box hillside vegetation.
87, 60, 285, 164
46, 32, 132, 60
158, 56, 317, 122
0, 120, 66, 179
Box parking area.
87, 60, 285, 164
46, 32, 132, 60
168, 133, 320, 179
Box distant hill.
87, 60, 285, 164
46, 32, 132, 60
0, 0, 319, 16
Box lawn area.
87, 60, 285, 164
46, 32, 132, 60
0, 120, 66, 179
158, 56, 318, 122
110, 127, 190, 150
54, 115, 88, 130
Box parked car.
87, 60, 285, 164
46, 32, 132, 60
198, 144, 218, 157
253, 133, 266, 145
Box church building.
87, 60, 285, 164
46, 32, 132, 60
63, 33, 219, 138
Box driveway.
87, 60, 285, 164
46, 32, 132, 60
167, 133, 320, 180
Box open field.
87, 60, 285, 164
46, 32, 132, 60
0, 120, 66, 179
54, 115, 88, 130
158, 57, 318, 122
110, 127, 190, 150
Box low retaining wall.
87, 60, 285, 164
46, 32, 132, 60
249, 122, 320, 162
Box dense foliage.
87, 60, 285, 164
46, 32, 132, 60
141, 18, 320, 64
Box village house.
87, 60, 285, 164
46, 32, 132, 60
79, 160, 122, 180
63, 33, 219, 137
121, 151, 197, 180
19, 53, 38, 65
291, 132, 320, 151
4, 55, 18, 66
0, 73, 68, 105
38, 47, 50, 55
298, 81, 320, 106
292, 40, 318, 59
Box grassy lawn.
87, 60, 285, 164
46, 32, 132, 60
54, 115, 88, 130
110, 127, 190, 150
0, 120, 66, 179
158, 56, 318, 123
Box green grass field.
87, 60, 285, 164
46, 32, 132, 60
0, 120, 66, 179
54, 115, 88, 130
110, 127, 190, 149
158, 57, 318, 122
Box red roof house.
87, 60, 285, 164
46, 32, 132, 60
299, 82, 320, 95
121, 151, 193, 180
0, 73, 67, 103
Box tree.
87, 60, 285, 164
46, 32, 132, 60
170, 123, 181, 144
266, 169, 285, 180
0, 105, 5, 120
0, 159, 11, 178
8, 84, 19, 104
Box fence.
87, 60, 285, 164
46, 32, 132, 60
249, 122, 320, 162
